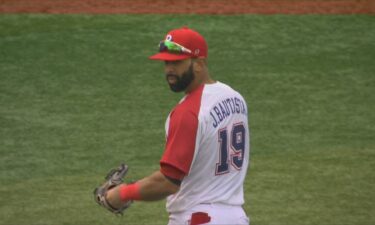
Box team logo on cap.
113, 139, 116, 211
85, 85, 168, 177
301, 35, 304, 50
166, 34, 172, 41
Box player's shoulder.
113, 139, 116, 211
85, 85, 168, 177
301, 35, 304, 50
203, 81, 245, 101
173, 84, 205, 115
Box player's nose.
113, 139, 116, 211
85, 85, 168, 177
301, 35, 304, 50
164, 63, 175, 74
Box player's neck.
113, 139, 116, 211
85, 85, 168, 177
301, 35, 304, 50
185, 73, 215, 94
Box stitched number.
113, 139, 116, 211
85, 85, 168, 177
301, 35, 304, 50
216, 128, 229, 174
231, 123, 246, 170
216, 123, 246, 175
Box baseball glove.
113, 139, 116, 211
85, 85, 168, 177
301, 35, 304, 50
93, 163, 132, 215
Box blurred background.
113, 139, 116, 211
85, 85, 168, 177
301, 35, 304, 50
0, 1, 374, 224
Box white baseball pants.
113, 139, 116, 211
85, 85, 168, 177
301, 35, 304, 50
167, 203, 250, 225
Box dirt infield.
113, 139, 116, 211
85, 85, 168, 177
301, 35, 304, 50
0, 0, 374, 14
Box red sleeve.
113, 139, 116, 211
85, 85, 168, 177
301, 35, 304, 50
160, 109, 198, 176
160, 163, 185, 180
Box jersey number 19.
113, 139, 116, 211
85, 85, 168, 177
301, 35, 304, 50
216, 123, 246, 175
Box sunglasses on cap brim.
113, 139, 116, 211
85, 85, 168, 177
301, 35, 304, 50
159, 40, 192, 54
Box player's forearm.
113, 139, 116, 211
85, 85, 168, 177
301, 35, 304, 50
106, 170, 179, 208
137, 170, 180, 201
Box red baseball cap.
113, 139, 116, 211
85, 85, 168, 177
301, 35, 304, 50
149, 27, 208, 61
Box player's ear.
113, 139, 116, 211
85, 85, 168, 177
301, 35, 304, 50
192, 58, 205, 73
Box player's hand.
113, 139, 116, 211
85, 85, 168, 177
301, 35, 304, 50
93, 163, 132, 215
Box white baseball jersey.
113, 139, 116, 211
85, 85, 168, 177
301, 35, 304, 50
160, 81, 250, 213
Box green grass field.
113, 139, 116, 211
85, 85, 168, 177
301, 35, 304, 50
1, 14, 374, 225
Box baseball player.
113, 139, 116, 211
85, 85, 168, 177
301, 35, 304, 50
98, 27, 250, 225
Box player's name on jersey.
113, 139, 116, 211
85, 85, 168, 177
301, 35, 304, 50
210, 97, 247, 128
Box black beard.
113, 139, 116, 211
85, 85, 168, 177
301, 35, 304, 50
166, 63, 195, 92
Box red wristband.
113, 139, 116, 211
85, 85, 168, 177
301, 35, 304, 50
119, 183, 142, 201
